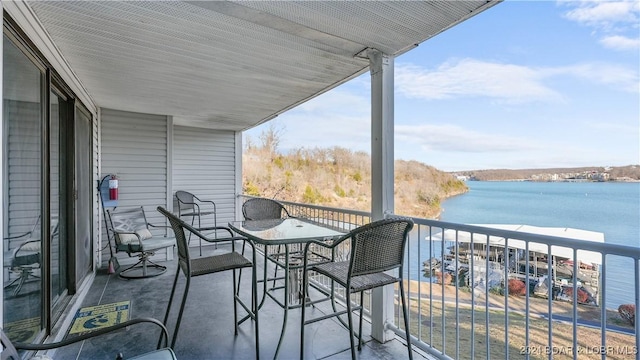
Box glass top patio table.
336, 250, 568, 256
228, 218, 344, 245
228, 217, 344, 359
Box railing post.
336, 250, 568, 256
367, 48, 395, 343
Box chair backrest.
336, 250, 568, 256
107, 207, 150, 245
175, 190, 196, 215
242, 198, 288, 220
347, 218, 414, 277
157, 206, 191, 276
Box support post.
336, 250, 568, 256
367, 48, 395, 343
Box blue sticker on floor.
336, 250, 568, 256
69, 301, 130, 335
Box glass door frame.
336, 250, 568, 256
3, 13, 92, 337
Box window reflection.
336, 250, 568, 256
2, 34, 43, 343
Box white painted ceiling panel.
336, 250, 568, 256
26, 1, 500, 131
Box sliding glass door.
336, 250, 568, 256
3, 21, 94, 343
75, 105, 93, 284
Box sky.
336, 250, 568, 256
244, 0, 640, 172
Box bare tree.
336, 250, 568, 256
259, 122, 285, 157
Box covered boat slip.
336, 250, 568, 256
428, 224, 604, 304
435, 224, 604, 265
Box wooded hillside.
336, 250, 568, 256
243, 128, 467, 219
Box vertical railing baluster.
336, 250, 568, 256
485, 233, 491, 360
600, 253, 606, 360
525, 242, 530, 360
455, 230, 460, 360
572, 249, 578, 360
470, 232, 475, 358
429, 226, 434, 349
504, 237, 509, 360
635, 260, 639, 360
548, 246, 553, 360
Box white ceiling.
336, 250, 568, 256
26, 1, 500, 131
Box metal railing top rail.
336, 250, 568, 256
408, 217, 640, 260
237, 195, 639, 260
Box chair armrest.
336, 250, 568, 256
3, 230, 34, 241
189, 226, 248, 244
304, 235, 346, 251
191, 225, 235, 239
301, 235, 347, 267
13, 317, 170, 351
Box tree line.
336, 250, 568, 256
243, 127, 467, 219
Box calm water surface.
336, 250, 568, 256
434, 181, 640, 309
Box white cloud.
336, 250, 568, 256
563, 1, 639, 26
599, 34, 640, 50
546, 62, 640, 92
396, 59, 638, 102
395, 124, 539, 153
561, 0, 640, 51
261, 89, 372, 153
396, 59, 562, 103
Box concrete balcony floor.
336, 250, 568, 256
52, 244, 428, 359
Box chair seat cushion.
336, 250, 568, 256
117, 237, 175, 253
20, 241, 41, 252
128, 348, 177, 360
312, 261, 399, 293
118, 229, 154, 245
190, 252, 252, 277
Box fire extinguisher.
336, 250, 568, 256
109, 175, 119, 200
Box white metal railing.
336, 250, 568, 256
396, 218, 639, 360
238, 196, 640, 360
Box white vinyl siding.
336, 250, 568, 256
99, 108, 169, 264
172, 126, 237, 228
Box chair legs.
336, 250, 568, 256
346, 291, 357, 360
399, 280, 413, 360
4, 267, 40, 296
158, 269, 180, 349
300, 263, 309, 359
160, 268, 190, 348
301, 281, 413, 360
160, 266, 260, 359
118, 253, 167, 279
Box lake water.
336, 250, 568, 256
411, 181, 640, 310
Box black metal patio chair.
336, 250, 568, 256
241, 197, 291, 221
3, 216, 59, 296
156, 206, 259, 358
175, 190, 221, 256
299, 217, 415, 360
241, 198, 294, 294
107, 207, 175, 279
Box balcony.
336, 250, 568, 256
42, 199, 639, 359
